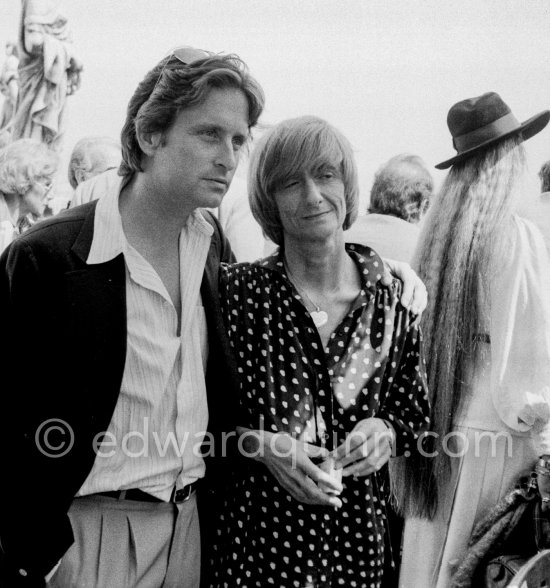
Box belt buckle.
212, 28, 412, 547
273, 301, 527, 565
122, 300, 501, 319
171, 483, 193, 503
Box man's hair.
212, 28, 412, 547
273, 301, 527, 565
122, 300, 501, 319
248, 115, 359, 246
119, 51, 265, 177
0, 138, 58, 196
68, 136, 121, 188
539, 159, 550, 192
369, 154, 433, 223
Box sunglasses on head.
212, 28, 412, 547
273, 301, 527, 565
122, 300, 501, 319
151, 46, 211, 95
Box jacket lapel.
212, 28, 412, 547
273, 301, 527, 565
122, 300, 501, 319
65, 202, 128, 428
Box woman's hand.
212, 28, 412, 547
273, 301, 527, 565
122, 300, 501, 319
381, 258, 427, 317
237, 427, 343, 508
333, 418, 393, 477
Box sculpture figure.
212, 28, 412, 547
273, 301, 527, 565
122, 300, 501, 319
0, 42, 20, 140
11, 0, 82, 149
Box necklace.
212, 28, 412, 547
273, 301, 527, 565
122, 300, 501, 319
284, 262, 329, 327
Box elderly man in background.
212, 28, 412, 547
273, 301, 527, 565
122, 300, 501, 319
345, 153, 433, 263
67, 135, 121, 208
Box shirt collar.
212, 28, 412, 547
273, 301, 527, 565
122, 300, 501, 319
86, 170, 127, 265
87, 170, 214, 265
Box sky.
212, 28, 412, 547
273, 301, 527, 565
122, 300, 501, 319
1, 0, 550, 207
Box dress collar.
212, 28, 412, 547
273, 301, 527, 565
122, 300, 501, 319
256, 243, 385, 298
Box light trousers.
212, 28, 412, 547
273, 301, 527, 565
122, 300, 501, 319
47, 493, 200, 588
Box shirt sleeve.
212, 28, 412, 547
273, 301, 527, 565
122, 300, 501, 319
377, 315, 431, 457
490, 216, 550, 454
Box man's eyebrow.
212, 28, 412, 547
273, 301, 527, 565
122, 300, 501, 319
192, 123, 248, 138
191, 122, 220, 131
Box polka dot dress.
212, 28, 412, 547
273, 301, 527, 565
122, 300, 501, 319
211, 244, 430, 588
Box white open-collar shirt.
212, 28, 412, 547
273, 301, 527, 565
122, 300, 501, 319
78, 170, 213, 500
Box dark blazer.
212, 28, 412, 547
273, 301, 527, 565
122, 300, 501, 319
0, 202, 240, 585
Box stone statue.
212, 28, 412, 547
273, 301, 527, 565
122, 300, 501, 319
0, 42, 20, 137
11, 0, 83, 150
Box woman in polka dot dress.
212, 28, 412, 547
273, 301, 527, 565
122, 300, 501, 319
210, 116, 431, 588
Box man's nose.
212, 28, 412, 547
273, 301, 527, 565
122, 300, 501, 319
215, 141, 237, 172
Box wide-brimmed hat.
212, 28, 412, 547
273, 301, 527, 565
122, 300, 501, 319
436, 92, 550, 169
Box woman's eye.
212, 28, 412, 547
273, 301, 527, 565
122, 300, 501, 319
283, 180, 298, 189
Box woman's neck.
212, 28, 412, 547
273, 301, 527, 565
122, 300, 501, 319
283, 233, 352, 292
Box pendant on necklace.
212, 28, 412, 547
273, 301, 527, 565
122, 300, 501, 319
310, 309, 328, 327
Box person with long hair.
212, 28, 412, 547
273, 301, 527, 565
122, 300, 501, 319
393, 92, 550, 587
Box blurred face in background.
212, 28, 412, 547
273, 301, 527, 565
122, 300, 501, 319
20, 175, 54, 218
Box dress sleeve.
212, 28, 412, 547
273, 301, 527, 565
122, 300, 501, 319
490, 216, 550, 453
378, 313, 431, 457
218, 263, 245, 358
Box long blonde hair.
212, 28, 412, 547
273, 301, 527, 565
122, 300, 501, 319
391, 137, 527, 518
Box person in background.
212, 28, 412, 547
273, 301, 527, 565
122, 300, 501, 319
539, 159, 550, 196
520, 158, 550, 253
0, 137, 57, 254
68, 136, 121, 189
345, 153, 433, 263
67, 135, 121, 208
211, 115, 430, 588
214, 173, 274, 261
393, 92, 550, 588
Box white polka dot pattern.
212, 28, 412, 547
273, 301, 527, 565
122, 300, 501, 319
211, 244, 430, 587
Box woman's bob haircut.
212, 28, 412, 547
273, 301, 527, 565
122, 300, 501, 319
248, 115, 359, 246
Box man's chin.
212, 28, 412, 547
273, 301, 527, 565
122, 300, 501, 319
202, 190, 227, 209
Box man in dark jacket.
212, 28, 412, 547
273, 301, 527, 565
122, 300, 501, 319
0, 46, 265, 587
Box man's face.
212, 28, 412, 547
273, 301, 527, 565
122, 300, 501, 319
148, 87, 249, 212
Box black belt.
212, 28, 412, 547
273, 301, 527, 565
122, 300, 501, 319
97, 480, 199, 504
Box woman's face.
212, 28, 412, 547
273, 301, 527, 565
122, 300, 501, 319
273, 164, 346, 244
20, 176, 53, 219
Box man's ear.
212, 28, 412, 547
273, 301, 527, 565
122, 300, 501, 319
136, 123, 163, 157
74, 168, 88, 186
